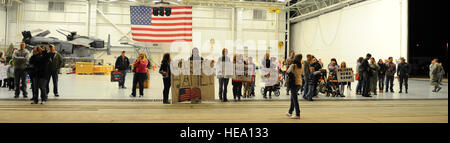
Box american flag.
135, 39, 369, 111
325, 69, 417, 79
130, 6, 192, 43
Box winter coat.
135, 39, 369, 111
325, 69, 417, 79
378, 63, 386, 77
29, 52, 51, 79
133, 60, 148, 74
159, 61, 171, 79
397, 62, 411, 76
369, 63, 380, 80
430, 63, 443, 83
48, 52, 64, 72
385, 62, 396, 76
12, 49, 30, 70
115, 56, 130, 71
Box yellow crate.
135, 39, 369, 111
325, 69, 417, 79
76, 62, 94, 74
93, 65, 114, 75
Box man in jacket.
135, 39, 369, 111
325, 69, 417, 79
13, 42, 30, 98
397, 57, 411, 93
360, 53, 372, 97
115, 51, 130, 89
46, 45, 64, 97
385, 57, 396, 93
302, 54, 312, 100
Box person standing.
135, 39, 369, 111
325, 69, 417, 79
360, 54, 372, 97
232, 54, 244, 101
339, 61, 351, 96
243, 57, 256, 98
302, 55, 312, 99
397, 57, 411, 93
377, 59, 386, 93
285, 54, 303, 119
13, 42, 30, 99
355, 57, 364, 95
189, 47, 204, 61
29, 46, 51, 104
430, 59, 443, 92
369, 58, 380, 95
328, 58, 343, 97
385, 57, 396, 93
262, 53, 274, 99
217, 48, 230, 102
130, 53, 149, 98
159, 53, 171, 104
310, 57, 322, 98
285, 51, 295, 95
46, 45, 64, 97
115, 51, 130, 89
28, 47, 39, 101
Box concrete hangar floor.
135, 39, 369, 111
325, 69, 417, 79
0, 71, 448, 123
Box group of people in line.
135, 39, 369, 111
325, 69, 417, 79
0, 45, 446, 109
158, 48, 258, 103
0, 42, 63, 104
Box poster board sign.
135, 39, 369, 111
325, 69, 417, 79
215, 60, 234, 79
337, 68, 354, 82
232, 63, 254, 83
0, 65, 8, 79
171, 60, 215, 104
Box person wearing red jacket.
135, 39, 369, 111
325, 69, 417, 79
130, 53, 149, 98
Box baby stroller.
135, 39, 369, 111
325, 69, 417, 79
317, 70, 340, 97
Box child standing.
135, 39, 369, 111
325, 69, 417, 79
232, 54, 244, 101
243, 57, 256, 98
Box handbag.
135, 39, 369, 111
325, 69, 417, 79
110, 71, 123, 82
355, 73, 360, 80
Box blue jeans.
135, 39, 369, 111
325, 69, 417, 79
378, 75, 385, 90
385, 75, 394, 92
118, 70, 127, 88
307, 84, 317, 99
302, 80, 309, 99
356, 80, 362, 93
289, 85, 301, 116
218, 78, 229, 100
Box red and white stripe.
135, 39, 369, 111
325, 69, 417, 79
131, 6, 193, 43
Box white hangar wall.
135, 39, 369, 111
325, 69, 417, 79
290, 0, 408, 69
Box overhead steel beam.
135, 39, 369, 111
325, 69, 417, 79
288, 0, 307, 8
289, 0, 366, 23
96, 8, 132, 41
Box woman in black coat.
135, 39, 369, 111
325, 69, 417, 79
29, 46, 50, 104
377, 59, 386, 92
159, 53, 171, 104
